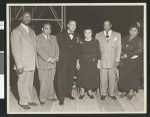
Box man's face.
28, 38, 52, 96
22, 13, 31, 25
67, 21, 76, 32
42, 24, 51, 35
104, 21, 112, 32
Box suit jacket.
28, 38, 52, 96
95, 31, 121, 68
121, 35, 143, 59
36, 33, 59, 69
10, 24, 37, 71
56, 31, 80, 64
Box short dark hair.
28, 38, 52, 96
129, 24, 140, 33
67, 20, 76, 24
42, 22, 52, 29
83, 26, 93, 32
104, 20, 112, 25
22, 11, 31, 17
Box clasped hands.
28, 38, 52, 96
48, 57, 57, 64
76, 59, 101, 70
16, 67, 24, 75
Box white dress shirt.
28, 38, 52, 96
43, 33, 49, 40
67, 30, 74, 40
104, 30, 112, 38
21, 23, 29, 34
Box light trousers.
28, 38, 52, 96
38, 68, 56, 102
17, 70, 35, 105
100, 67, 117, 96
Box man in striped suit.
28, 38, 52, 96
10, 12, 37, 109
95, 20, 121, 100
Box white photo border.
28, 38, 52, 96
6, 3, 147, 114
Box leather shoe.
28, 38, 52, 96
79, 95, 84, 99
59, 100, 64, 105
110, 96, 117, 100
66, 95, 75, 100
28, 102, 37, 106
87, 93, 94, 99
127, 94, 133, 100
40, 101, 45, 105
20, 105, 31, 109
101, 95, 106, 100
50, 98, 57, 101
119, 93, 127, 98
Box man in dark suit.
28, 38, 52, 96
56, 20, 80, 105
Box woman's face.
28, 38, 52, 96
84, 29, 92, 39
129, 27, 139, 37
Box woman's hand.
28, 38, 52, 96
124, 54, 127, 58
76, 59, 80, 70
97, 60, 101, 69
121, 54, 127, 59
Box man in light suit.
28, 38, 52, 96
95, 20, 121, 100
10, 12, 37, 109
36, 23, 59, 105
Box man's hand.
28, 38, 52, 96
115, 60, 120, 67
48, 58, 57, 64
97, 60, 101, 69
76, 59, 80, 70
16, 67, 24, 74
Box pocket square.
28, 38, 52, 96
131, 55, 138, 59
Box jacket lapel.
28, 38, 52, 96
40, 33, 47, 47
64, 31, 71, 44
29, 28, 36, 46
19, 24, 35, 48
108, 31, 115, 42
101, 32, 108, 44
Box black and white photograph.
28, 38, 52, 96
6, 3, 147, 114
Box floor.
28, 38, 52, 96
8, 87, 145, 114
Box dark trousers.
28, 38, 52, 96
57, 60, 76, 101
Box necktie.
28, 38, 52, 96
47, 35, 50, 40
106, 31, 109, 38
69, 32, 74, 35
69, 33, 74, 40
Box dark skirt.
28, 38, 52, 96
118, 58, 140, 92
77, 57, 100, 91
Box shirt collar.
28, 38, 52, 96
21, 23, 29, 32
43, 33, 49, 40
67, 30, 74, 34
85, 38, 92, 42
104, 30, 112, 37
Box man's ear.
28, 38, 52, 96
42, 28, 43, 31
